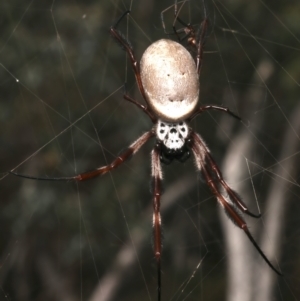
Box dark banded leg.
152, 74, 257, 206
190, 132, 282, 276
160, 3, 208, 75
192, 133, 260, 218
151, 145, 163, 301
110, 11, 149, 106
9, 131, 155, 181
194, 18, 208, 75
188, 105, 241, 122
123, 88, 157, 123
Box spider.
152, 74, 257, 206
9, 10, 282, 301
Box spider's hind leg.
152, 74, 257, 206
110, 10, 147, 102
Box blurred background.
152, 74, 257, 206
0, 0, 300, 300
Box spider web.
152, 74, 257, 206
0, 0, 300, 300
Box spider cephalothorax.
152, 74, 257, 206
10, 10, 282, 301
156, 120, 189, 149
156, 120, 191, 164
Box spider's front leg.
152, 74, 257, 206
9, 131, 154, 182
190, 132, 282, 276
151, 144, 164, 301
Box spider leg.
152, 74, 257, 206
123, 84, 157, 123
9, 131, 155, 182
151, 144, 164, 301
190, 132, 282, 275
160, 0, 184, 38
195, 18, 208, 75
160, 1, 208, 75
110, 11, 150, 108
171, 6, 195, 43
205, 149, 261, 218
188, 105, 241, 122
192, 132, 260, 218
161, 1, 198, 43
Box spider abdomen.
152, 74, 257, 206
140, 39, 199, 122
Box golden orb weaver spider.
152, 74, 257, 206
9, 9, 282, 301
